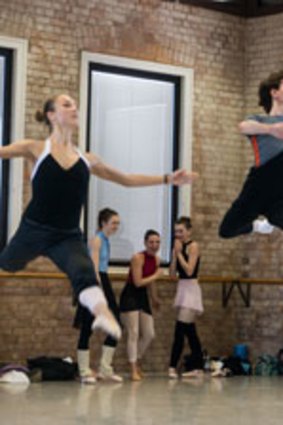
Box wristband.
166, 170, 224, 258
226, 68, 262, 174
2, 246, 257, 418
163, 173, 169, 184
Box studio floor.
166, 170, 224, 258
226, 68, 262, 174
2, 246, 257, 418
1, 376, 283, 425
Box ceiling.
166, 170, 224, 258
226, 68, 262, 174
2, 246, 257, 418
164, 0, 283, 17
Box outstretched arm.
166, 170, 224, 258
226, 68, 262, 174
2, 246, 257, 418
86, 153, 198, 187
239, 120, 283, 139
0, 139, 36, 160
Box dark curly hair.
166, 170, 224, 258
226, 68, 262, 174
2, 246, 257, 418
258, 70, 283, 113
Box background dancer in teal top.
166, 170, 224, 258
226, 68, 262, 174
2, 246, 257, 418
74, 208, 123, 383
219, 70, 283, 238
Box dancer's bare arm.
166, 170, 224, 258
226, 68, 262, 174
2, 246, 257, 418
239, 120, 283, 139
169, 248, 178, 278
89, 235, 102, 285
148, 257, 162, 310
0, 139, 38, 160
149, 282, 161, 310
86, 152, 198, 187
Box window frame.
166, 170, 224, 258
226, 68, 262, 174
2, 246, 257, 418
0, 36, 28, 243
0, 47, 13, 250
80, 53, 194, 264
86, 63, 181, 264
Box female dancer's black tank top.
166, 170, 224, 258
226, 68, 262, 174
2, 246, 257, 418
176, 240, 200, 279
24, 139, 90, 229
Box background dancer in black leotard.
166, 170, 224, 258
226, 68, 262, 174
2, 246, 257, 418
168, 217, 203, 379
0, 94, 196, 354
220, 70, 283, 238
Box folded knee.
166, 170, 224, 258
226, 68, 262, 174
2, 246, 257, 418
218, 223, 234, 239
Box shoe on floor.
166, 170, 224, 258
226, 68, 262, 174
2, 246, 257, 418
79, 374, 97, 385
97, 371, 123, 383
168, 368, 178, 379
181, 369, 204, 378
131, 371, 142, 381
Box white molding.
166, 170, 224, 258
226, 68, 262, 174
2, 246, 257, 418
80, 52, 194, 216
0, 36, 28, 239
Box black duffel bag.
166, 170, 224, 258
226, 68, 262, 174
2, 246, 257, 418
27, 356, 78, 381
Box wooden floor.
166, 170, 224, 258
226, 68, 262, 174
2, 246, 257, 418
1, 375, 283, 424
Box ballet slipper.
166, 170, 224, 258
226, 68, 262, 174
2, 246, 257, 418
181, 369, 203, 378
92, 313, 121, 340
136, 362, 144, 378
79, 373, 97, 385
131, 371, 142, 381
168, 368, 178, 379
253, 218, 274, 234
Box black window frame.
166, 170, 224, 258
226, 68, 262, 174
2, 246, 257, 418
0, 47, 13, 250
84, 62, 182, 266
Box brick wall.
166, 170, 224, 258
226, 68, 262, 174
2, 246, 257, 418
0, 0, 281, 372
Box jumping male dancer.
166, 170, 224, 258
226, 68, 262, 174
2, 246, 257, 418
220, 70, 283, 238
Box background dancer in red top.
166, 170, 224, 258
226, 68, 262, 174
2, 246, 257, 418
219, 70, 283, 238
120, 230, 162, 381
0, 94, 196, 352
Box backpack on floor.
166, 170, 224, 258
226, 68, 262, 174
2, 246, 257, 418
254, 354, 279, 376
223, 356, 252, 376
27, 356, 78, 381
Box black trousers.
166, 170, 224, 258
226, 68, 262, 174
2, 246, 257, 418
219, 152, 283, 238
0, 217, 98, 296
75, 272, 121, 349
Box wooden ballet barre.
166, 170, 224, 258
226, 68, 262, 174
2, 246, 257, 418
0, 271, 238, 283
1, 271, 282, 307
0, 272, 281, 284
200, 276, 283, 285
0, 271, 68, 279
0, 270, 128, 281
199, 276, 283, 308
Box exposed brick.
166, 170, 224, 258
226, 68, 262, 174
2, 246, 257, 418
0, 0, 283, 371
